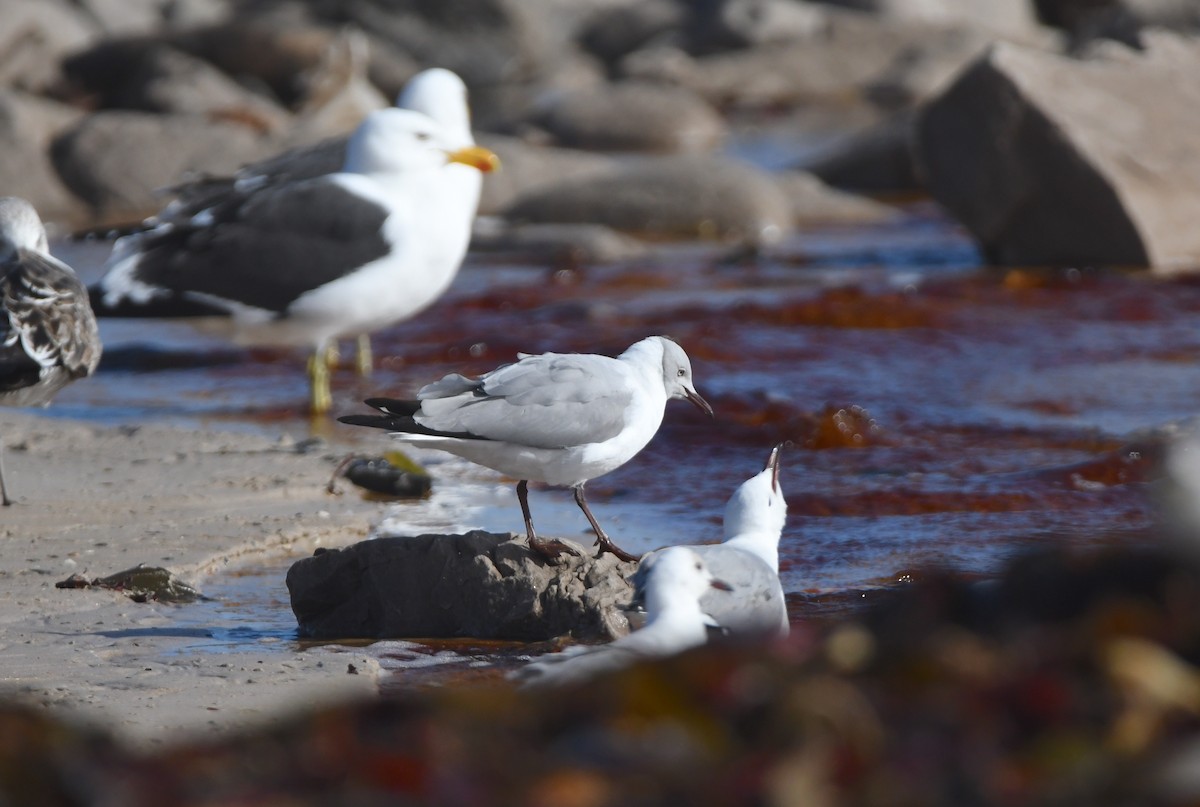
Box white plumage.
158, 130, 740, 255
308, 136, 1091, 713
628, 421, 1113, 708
633, 444, 789, 638
90, 69, 496, 414
340, 336, 713, 561
511, 546, 729, 689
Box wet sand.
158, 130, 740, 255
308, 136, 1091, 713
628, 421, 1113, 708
0, 409, 386, 750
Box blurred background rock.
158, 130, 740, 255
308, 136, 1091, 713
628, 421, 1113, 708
6, 0, 1199, 266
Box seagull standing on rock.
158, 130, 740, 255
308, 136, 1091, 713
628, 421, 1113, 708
511, 546, 730, 689
89, 70, 497, 414
633, 444, 789, 638
0, 197, 102, 505
340, 335, 714, 562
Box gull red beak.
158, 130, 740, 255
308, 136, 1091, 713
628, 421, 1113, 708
710, 578, 733, 592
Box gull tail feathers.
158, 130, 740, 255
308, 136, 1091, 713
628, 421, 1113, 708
337, 411, 481, 440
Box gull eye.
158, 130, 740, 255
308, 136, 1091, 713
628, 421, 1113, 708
416, 131, 432, 142
676, 368, 686, 377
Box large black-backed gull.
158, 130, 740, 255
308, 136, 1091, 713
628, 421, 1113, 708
90, 88, 497, 414
0, 197, 102, 505
155, 67, 483, 379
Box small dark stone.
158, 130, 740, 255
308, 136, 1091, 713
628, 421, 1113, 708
342, 457, 432, 499
56, 564, 203, 603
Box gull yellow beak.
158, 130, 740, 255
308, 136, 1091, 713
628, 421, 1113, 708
446, 145, 500, 173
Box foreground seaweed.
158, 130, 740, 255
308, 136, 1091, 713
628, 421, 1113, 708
10, 543, 1200, 806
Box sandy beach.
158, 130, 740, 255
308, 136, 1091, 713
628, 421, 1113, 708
0, 409, 390, 750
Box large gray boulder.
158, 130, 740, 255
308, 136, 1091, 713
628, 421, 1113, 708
775, 171, 900, 224
620, 9, 996, 110
824, 0, 1045, 39
0, 0, 100, 92
51, 110, 274, 222
63, 43, 290, 132
800, 113, 922, 193
477, 134, 615, 215
287, 531, 636, 642
0, 91, 87, 224
503, 154, 793, 245
532, 81, 725, 153
915, 35, 1200, 272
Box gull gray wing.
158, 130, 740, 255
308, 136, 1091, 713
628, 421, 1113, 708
512, 644, 644, 689
2, 251, 101, 385
635, 545, 788, 639
415, 353, 635, 448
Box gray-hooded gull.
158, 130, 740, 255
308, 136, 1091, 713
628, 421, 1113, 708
511, 546, 731, 689
0, 197, 102, 505
89, 72, 496, 414
632, 443, 789, 638
339, 335, 714, 562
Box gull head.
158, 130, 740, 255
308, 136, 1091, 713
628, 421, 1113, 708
396, 67, 473, 148
724, 443, 788, 541
0, 196, 48, 259
643, 546, 732, 617
654, 336, 713, 417
343, 108, 498, 176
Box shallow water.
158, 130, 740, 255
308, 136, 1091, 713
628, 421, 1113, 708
49, 205, 1199, 672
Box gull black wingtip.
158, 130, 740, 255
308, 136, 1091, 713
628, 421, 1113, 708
337, 413, 400, 430
362, 397, 420, 416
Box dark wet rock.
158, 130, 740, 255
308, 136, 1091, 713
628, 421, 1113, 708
56, 564, 203, 603
578, 0, 686, 65
1036, 0, 1200, 48
73, 0, 171, 36
287, 530, 635, 641
161, 0, 234, 30
63, 43, 290, 133
336, 0, 569, 88
51, 110, 274, 221
331, 456, 432, 499
775, 171, 900, 224
174, 8, 339, 106
620, 9, 995, 110
360, 34, 422, 101
471, 220, 648, 266
282, 29, 389, 147
532, 80, 725, 153
822, 0, 1045, 39
684, 0, 829, 53
476, 133, 615, 216
0, 91, 87, 224
503, 155, 793, 245
915, 35, 1200, 271
800, 112, 922, 193
0, 0, 100, 92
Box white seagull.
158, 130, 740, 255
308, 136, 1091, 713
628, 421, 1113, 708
632, 444, 789, 638
511, 546, 730, 689
89, 71, 496, 414
0, 197, 102, 505
163, 68, 479, 227
339, 336, 714, 562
